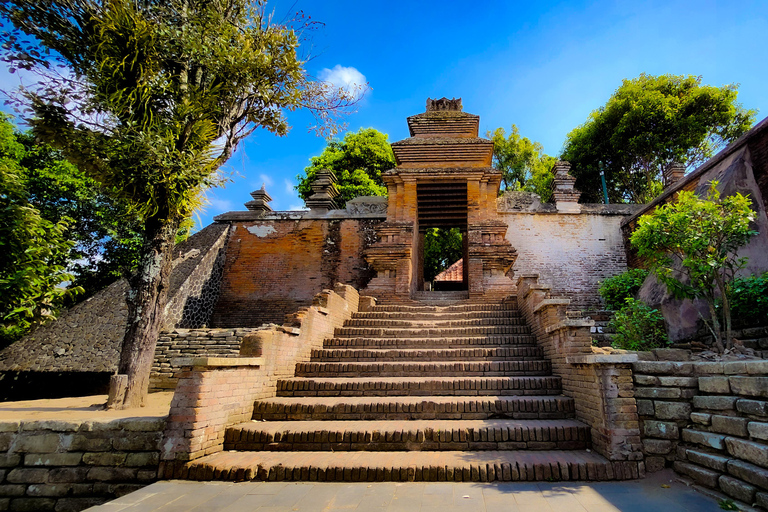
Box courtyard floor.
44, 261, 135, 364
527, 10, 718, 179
87, 469, 726, 512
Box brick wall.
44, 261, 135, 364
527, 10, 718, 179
517, 274, 645, 479
501, 202, 639, 311
149, 328, 258, 391
211, 219, 378, 328
160, 284, 360, 477
634, 358, 768, 509
0, 418, 163, 511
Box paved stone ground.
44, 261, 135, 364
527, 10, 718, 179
87, 469, 725, 512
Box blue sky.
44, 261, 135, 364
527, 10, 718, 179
2, 0, 767, 229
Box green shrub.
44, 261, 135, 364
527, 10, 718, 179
728, 272, 768, 327
598, 268, 650, 310
609, 298, 669, 351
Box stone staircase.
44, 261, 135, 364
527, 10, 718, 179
185, 298, 620, 482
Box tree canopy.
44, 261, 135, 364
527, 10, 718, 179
630, 183, 758, 351
1, 0, 358, 408
488, 125, 556, 201
297, 128, 394, 208
561, 74, 756, 203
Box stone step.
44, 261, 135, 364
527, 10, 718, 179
334, 325, 531, 338
294, 360, 552, 377
354, 310, 521, 320
276, 376, 563, 397
310, 346, 544, 362
324, 335, 537, 348
224, 419, 590, 452
252, 395, 576, 421
184, 449, 627, 482
371, 303, 516, 313
344, 317, 525, 328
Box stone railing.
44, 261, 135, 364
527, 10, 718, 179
0, 417, 164, 511
634, 359, 768, 509
516, 274, 644, 479
159, 283, 361, 478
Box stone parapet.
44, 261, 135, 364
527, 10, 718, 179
516, 274, 644, 476
160, 284, 360, 478
634, 359, 768, 510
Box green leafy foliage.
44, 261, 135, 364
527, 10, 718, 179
488, 125, 556, 201
0, 116, 82, 345
423, 228, 464, 282
297, 128, 394, 208
599, 268, 650, 310
630, 183, 758, 351
722, 272, 768, 327
562, 74, 756, 203
609, 298, 669, 351
1, 0, 359, 408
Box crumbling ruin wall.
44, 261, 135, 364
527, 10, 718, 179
210, 218, 379, 328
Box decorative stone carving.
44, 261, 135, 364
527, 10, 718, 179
244, 185, 273, 213
551, 161, 581, 212
345, 196, 388, 216
426, 97, 462, 112
305, 169, 339, 213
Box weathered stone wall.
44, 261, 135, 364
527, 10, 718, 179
634, 358, 768, 509
0, 417, 163, 511
499, 194, 641, 312
210, 218, 379, 328
161, 284, 360, 476
149, 328, 257, 391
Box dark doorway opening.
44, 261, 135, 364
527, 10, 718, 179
416, 182, 469, 291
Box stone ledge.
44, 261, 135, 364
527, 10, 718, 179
567, 354, 638, 365
545, 318, 595, 334
171, 357, 263, 368
533, 299, 571, 314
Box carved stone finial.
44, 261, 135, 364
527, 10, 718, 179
245, 185, 273, 213
550, 161, 581, 210
305, 169, 339, 213
426, 97, 463, 112
663, 162, 686, 187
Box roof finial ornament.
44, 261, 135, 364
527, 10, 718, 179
426, 97, 462, 112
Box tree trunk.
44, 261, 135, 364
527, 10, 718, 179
707, 300, 725, 353
107, 216, 180, 409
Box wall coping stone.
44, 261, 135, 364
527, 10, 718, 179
171, 357, 263, 368
545, 318, 595, 334
567, 354, 639, 365
533, 298, 571, 314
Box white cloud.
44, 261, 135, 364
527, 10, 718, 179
288, 203, 309, 211
318, 65, 367, 100
208, 198, 234, 213
258, 174, 274, 188
284, 178, 295, 194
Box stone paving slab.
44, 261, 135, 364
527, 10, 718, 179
86, 469, 725, 511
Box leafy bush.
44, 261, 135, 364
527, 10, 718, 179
609, 298, 669, 351
728, 272, 768, 327
599, 268, 650, 310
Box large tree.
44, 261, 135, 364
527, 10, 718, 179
561, 74, 756, 203
1, 0, 357, 408
297, 127, 394, 208
488, 125, 556, 201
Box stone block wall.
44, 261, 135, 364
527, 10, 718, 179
516, 274, 644, 479
0, 418, 163, 511
634, 359, 768, 509
160, 284, 360, 477
210, 219, 378, 328
149, 328, 258, 391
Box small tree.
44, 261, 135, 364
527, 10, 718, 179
630, 183, 758, 351
487, 125, 556, 201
